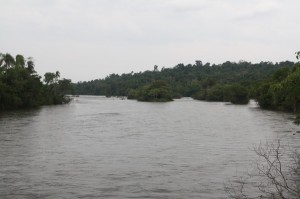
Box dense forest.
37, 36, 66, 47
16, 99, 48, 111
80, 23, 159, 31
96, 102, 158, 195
74, 60, 295, 104
254, 53, 300, 124
1, 51, 299, 119
0, 53, 73, 111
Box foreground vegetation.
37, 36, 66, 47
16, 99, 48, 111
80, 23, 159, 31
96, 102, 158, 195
0, 53, 73, 111
226, 139, 300, 199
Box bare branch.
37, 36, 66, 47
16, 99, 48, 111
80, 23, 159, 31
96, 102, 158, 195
225, 139, 300, 199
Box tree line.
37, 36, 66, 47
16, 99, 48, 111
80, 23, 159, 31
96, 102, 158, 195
74, 60, 295, 104
1, 51, 299, 115
0, 53, 73, 111
254, 52, 300, 125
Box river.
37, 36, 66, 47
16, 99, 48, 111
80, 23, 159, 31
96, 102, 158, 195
0, 96, 299, 199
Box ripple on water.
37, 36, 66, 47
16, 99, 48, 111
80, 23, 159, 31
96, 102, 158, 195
0, 96, 299, 199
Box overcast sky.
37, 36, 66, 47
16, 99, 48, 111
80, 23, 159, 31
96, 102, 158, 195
1, 0, 300, 82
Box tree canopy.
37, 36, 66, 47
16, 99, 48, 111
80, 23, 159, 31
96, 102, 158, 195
128, 80, 173, 102
0, 53, 73, 111
74, 60, 295, 104
254, 57, 300, 113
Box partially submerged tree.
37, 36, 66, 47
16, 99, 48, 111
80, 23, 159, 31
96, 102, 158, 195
128, 80, 173, 102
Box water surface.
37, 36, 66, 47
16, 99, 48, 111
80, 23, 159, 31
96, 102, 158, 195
0, 96, 299, 198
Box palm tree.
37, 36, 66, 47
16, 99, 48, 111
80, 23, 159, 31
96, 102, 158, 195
0, 53, 15, 70
55, 71, 60, 83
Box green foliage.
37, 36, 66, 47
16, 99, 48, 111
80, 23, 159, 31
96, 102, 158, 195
255, 83, 274, 109
0, 53, 73, 111
0, 53, 15, 69
205, 85, 224, 102
193, 84, 249, 104
15, 55, 25, 68
127, 89, 138, 99
74, 60, 294, 104
271, 67, 290, 82
254, 63, 300, 112
131, 80, 173, 102
44, 72, 57, 85
223, 84, 249, 104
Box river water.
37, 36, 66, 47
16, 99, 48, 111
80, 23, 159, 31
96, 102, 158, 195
0, 96, 299, 199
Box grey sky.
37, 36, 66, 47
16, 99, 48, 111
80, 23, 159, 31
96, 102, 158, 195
1, 0, 300, 82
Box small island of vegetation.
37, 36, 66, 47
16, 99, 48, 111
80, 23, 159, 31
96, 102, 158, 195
128, 80, 173, 102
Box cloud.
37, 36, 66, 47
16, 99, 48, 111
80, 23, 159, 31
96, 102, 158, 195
232, 0, 280, 21
164, 0, 208, 12
0, 0, 300, 82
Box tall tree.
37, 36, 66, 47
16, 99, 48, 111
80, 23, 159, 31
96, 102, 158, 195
55, 71, 60, 83
26, 57, 35, 74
